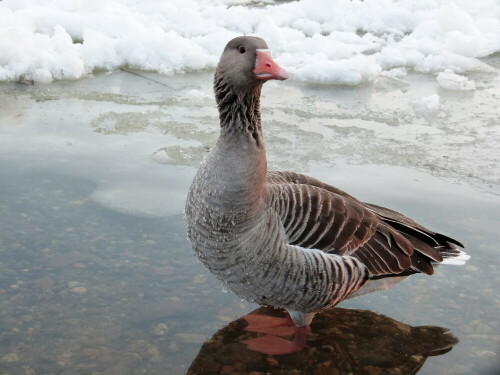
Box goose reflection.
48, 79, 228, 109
188, 307, 458, 375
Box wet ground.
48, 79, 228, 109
0, 65, 499, 374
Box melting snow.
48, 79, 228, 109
413, 93, 440, 115
437, 70, 477, 91
1, 0, 499, 84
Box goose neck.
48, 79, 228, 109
214, 76, 263, 143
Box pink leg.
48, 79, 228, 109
242, 326, 310, 355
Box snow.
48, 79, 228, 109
437, 70, 476, 90
413, 94, 440, 115
0, 0, 499, 85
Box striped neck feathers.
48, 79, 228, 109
214, 74, 263, 144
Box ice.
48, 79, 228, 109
412, 93, 440, 115
2, 63, 498, 221
436, 70, 476, 91
1, 0, 499, 85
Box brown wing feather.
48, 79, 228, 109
267, 182, 378, 254
267, 174, 412, 276
267, 170, 357, 201
366, 203, 464, 248
266, 171, 463, 278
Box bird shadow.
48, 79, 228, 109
187, 306, 458, 375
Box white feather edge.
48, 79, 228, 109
440, 250, 471, 265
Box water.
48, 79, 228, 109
0, 67, 498, 374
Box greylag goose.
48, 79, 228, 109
185, 36, 469, 355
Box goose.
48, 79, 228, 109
185, 36, 469, 355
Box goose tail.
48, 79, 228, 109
439, 248, 470, 265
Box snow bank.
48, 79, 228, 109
1, 0, 499, 84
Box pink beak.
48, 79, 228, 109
253, 49, 290, 81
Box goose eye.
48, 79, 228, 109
238, 46, 246, 54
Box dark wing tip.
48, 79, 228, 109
434, 232, 464, 248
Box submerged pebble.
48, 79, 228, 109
34, 276, 55, 290
2, 352, 20, 363
153, 323, 169, 336
168, 341, 179, 352
265, 357, 279, 367
71, 286, 87, 294
67, 281, 81, 288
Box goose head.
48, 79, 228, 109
215, 36, 289, 91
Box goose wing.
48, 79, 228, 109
266, 171, 453, 276
267, 171, 379, 254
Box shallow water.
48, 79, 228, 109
0, 68, 498, 374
